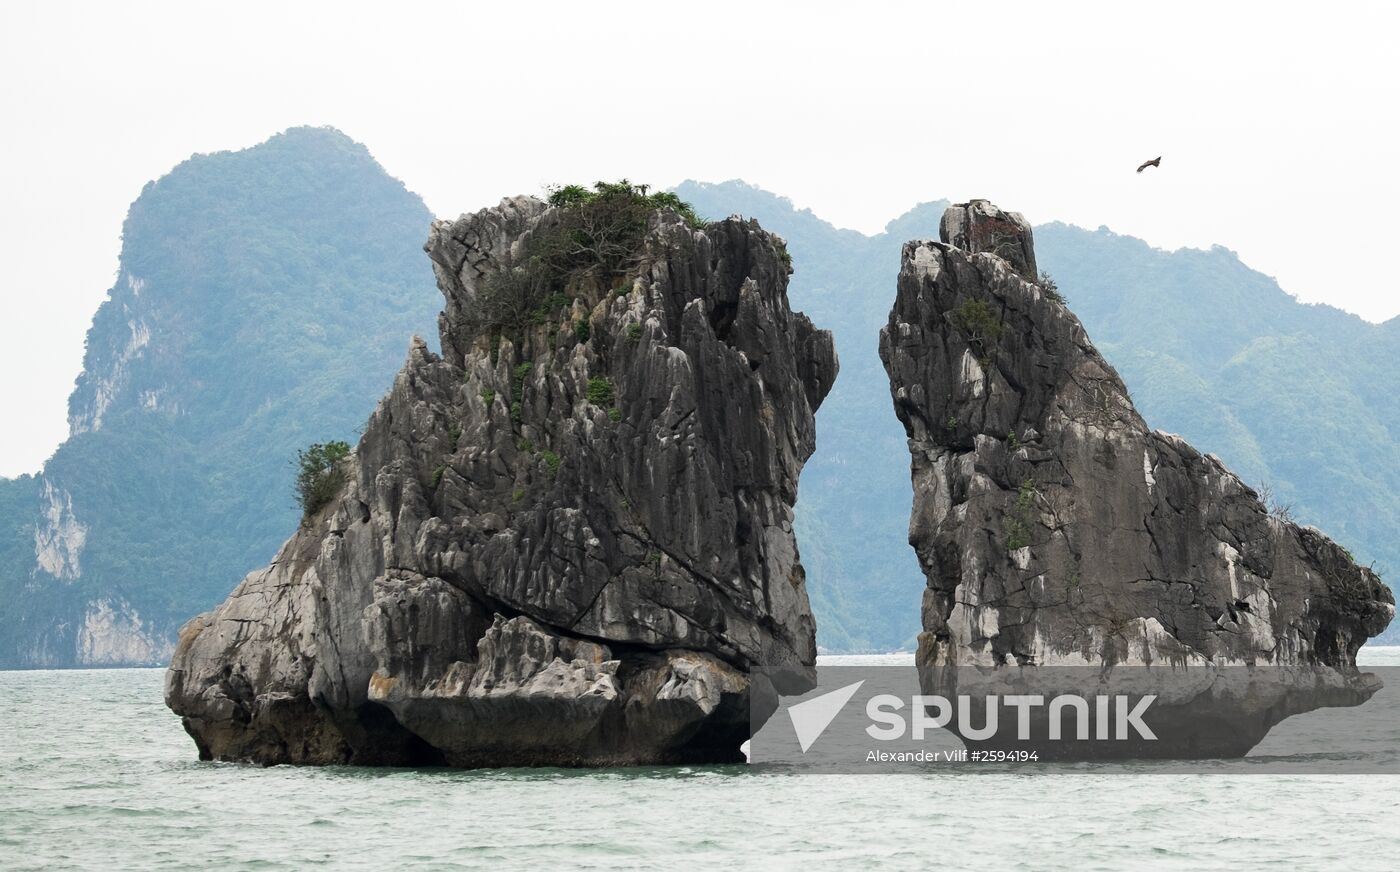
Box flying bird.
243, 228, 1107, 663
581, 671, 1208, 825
1136, 156, 1162, 173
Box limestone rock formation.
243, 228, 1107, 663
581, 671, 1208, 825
938, 199, 1037, 281
165, 190, 836, 766
879, 199, 1394, 757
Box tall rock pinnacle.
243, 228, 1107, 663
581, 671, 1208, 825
165, 188, 837, 766
879, 200, 1393, 757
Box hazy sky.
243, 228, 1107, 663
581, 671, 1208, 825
2, 1, 1398, 476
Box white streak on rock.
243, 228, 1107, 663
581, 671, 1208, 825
33, 480, 86, 580
78, 599, 171, 665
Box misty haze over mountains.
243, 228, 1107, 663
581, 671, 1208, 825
680, 180, 1400, 650
0, 128, 441, 667
1, 128, 1395, 667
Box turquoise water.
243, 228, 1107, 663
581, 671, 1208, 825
4, 652, 1400, 870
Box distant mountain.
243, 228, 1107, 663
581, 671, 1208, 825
8, 163, 1392, 667
678, 180, 1399, 650
0, 127, 441, 667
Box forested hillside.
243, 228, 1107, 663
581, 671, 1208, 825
680, 181, 1399, 649
0, 127, 441, 666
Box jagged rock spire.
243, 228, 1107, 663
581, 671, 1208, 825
166, 192, 836, 766
881, 200, 1393, 757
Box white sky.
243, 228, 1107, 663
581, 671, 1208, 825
2, 1, 1398, 477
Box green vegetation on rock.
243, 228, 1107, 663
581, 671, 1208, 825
474, 181, 703, 333
951, 298, 1003, 364
586, 377, 614, 406
1004, 479, 1038, 551
294, 441, 352, 520
541, 450, 561, 475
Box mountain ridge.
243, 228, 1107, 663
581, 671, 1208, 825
0, 126, 442, 667
4, 162, 1394, 667
678, 179, 1400, 649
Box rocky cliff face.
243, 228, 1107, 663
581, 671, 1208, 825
673, 181, 947, 654
879, 200, 1394, 757
0, 126, 440, 669
165, 193, 836, 766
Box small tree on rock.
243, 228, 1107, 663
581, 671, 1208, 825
294, 440, 351, 521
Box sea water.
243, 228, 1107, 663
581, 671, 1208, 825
4, 651, 1399, 870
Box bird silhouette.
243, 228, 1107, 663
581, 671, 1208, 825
1136, 156, 1162, 173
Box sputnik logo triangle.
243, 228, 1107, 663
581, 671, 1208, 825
787, 680, 865, 752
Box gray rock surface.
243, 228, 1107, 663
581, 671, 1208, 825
166, 195, 836, 766
939, 199, 1038, 281
880, 200, 1394, 757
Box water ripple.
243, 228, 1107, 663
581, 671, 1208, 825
4, 660, 1400, 870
